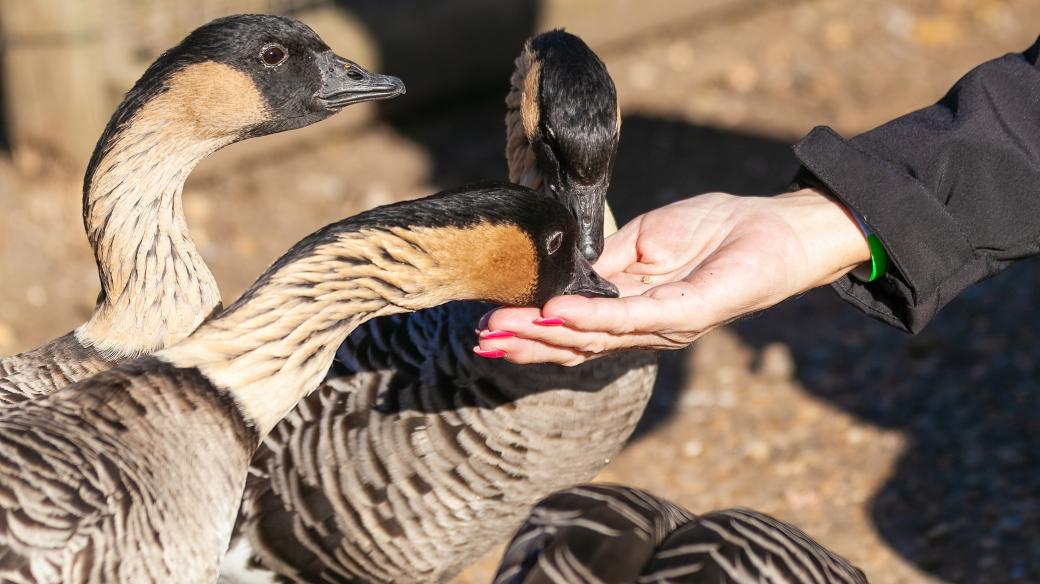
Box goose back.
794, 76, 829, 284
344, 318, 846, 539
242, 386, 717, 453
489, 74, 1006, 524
0, 357, 255, 583
240, 302, 655, 582
0, 333, 113, 405
493, 484, 868, 584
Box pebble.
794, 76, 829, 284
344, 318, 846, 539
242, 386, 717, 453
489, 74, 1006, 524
757, 342, 796, 381
25, 285, 46, 308
0, 321, 15, 350
725, 60, 758, 93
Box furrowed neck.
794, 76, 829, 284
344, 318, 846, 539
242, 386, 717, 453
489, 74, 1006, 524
78, 109, 229, 359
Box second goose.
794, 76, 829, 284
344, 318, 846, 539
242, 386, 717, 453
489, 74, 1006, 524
0, 185, 610, 583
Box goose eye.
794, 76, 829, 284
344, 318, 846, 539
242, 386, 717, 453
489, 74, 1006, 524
261, 44, 288, 67
546, 231, 563, 255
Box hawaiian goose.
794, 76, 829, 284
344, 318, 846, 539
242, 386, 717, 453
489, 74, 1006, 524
0, 185, 612, 583
231, 30, 658, 584
493, 484, 869, 584
0, 14, 404, 404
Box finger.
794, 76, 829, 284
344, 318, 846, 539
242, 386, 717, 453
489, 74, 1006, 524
481, 311, 629, 354
481, 303, 697, 353
473, 336, 594, 367
542, 287, 709, 335
477, 318, 698, 362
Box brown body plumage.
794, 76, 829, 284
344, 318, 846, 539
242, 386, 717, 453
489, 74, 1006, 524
0, 184, 608, 583
0, 14, 404, 404
231, 30, 658, 584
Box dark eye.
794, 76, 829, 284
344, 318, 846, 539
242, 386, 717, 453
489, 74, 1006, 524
346, 68, 364, 81
261, 44, 288, 67
546, 231, 563, 255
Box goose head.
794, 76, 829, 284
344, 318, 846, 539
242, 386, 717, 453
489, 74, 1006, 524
351, 185, 620, 305
77, 15, 405, 358
506, 29, 619, 262
88, 14, 404, 176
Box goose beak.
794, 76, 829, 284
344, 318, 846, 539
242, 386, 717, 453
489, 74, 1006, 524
315, 52, 405, 110
545, 179, 607, 262
572, 186, 607, 262
562, 259, 618, 298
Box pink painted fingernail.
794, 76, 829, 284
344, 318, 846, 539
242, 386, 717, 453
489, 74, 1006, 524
480, 329, 515, 339
473, 347, 507, 359
533, 317, 565, 326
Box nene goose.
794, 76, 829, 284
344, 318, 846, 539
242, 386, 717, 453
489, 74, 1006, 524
493, 484, 869, 584
0, 185, 613, 584
0, 14, 404, 404
232, 30, 658, 584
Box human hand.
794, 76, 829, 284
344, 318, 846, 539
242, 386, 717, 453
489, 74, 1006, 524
473, 188, 871, 366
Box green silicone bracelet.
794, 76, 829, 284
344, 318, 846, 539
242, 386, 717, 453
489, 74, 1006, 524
866, 233, 888, 282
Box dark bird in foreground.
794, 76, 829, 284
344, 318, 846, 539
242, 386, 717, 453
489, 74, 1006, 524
0, 14, 405, 404
493, 484, 869, 584
230, 30, 657, 584
0, 185, 612, 583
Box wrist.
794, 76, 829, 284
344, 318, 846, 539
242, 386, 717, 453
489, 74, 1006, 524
771, 187, 872, 287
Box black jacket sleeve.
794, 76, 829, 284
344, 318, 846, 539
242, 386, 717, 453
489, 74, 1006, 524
792, 37, 1040, 333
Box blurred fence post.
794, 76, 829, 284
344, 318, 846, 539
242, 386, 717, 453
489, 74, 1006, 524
0, 0, 109, 171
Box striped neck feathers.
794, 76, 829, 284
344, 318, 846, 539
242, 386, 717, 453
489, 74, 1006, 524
78, 62, 270, 359
158, 222, 537, 436
505, 42, 542, 193
504, 44, 618, 237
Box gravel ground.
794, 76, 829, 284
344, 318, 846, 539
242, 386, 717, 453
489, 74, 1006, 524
1, 1, 1038, 582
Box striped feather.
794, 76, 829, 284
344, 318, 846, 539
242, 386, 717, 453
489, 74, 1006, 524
238, 302, 656, 582
494, 485, 868, 584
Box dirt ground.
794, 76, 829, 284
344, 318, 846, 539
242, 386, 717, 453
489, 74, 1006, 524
1, 1, 1038, 582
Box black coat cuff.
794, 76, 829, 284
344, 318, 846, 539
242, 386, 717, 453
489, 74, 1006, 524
793, 127, 979, 333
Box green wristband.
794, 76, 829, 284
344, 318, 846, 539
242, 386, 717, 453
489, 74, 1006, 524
865, 233, 888, 282
844, 203, 888, 282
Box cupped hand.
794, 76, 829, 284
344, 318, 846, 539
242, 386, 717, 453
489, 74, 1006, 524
474, 188, 870, 366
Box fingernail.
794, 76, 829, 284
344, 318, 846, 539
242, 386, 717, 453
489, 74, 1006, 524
480, 330, 515, 339
534, 317, 565, 326
478, 310, 495, 330
473, 347, 507, 359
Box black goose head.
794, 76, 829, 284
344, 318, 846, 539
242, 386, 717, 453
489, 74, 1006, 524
85, 14, 404, 192
515, 29, 620, 262
243, 184, 618, 313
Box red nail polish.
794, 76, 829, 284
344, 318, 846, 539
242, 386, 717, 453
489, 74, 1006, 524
534, 317, 565, 326
480, 330, 515, 339
473, 347, 507, 359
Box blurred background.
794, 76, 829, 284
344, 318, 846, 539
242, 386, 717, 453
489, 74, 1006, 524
0, 0, 1037, 582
